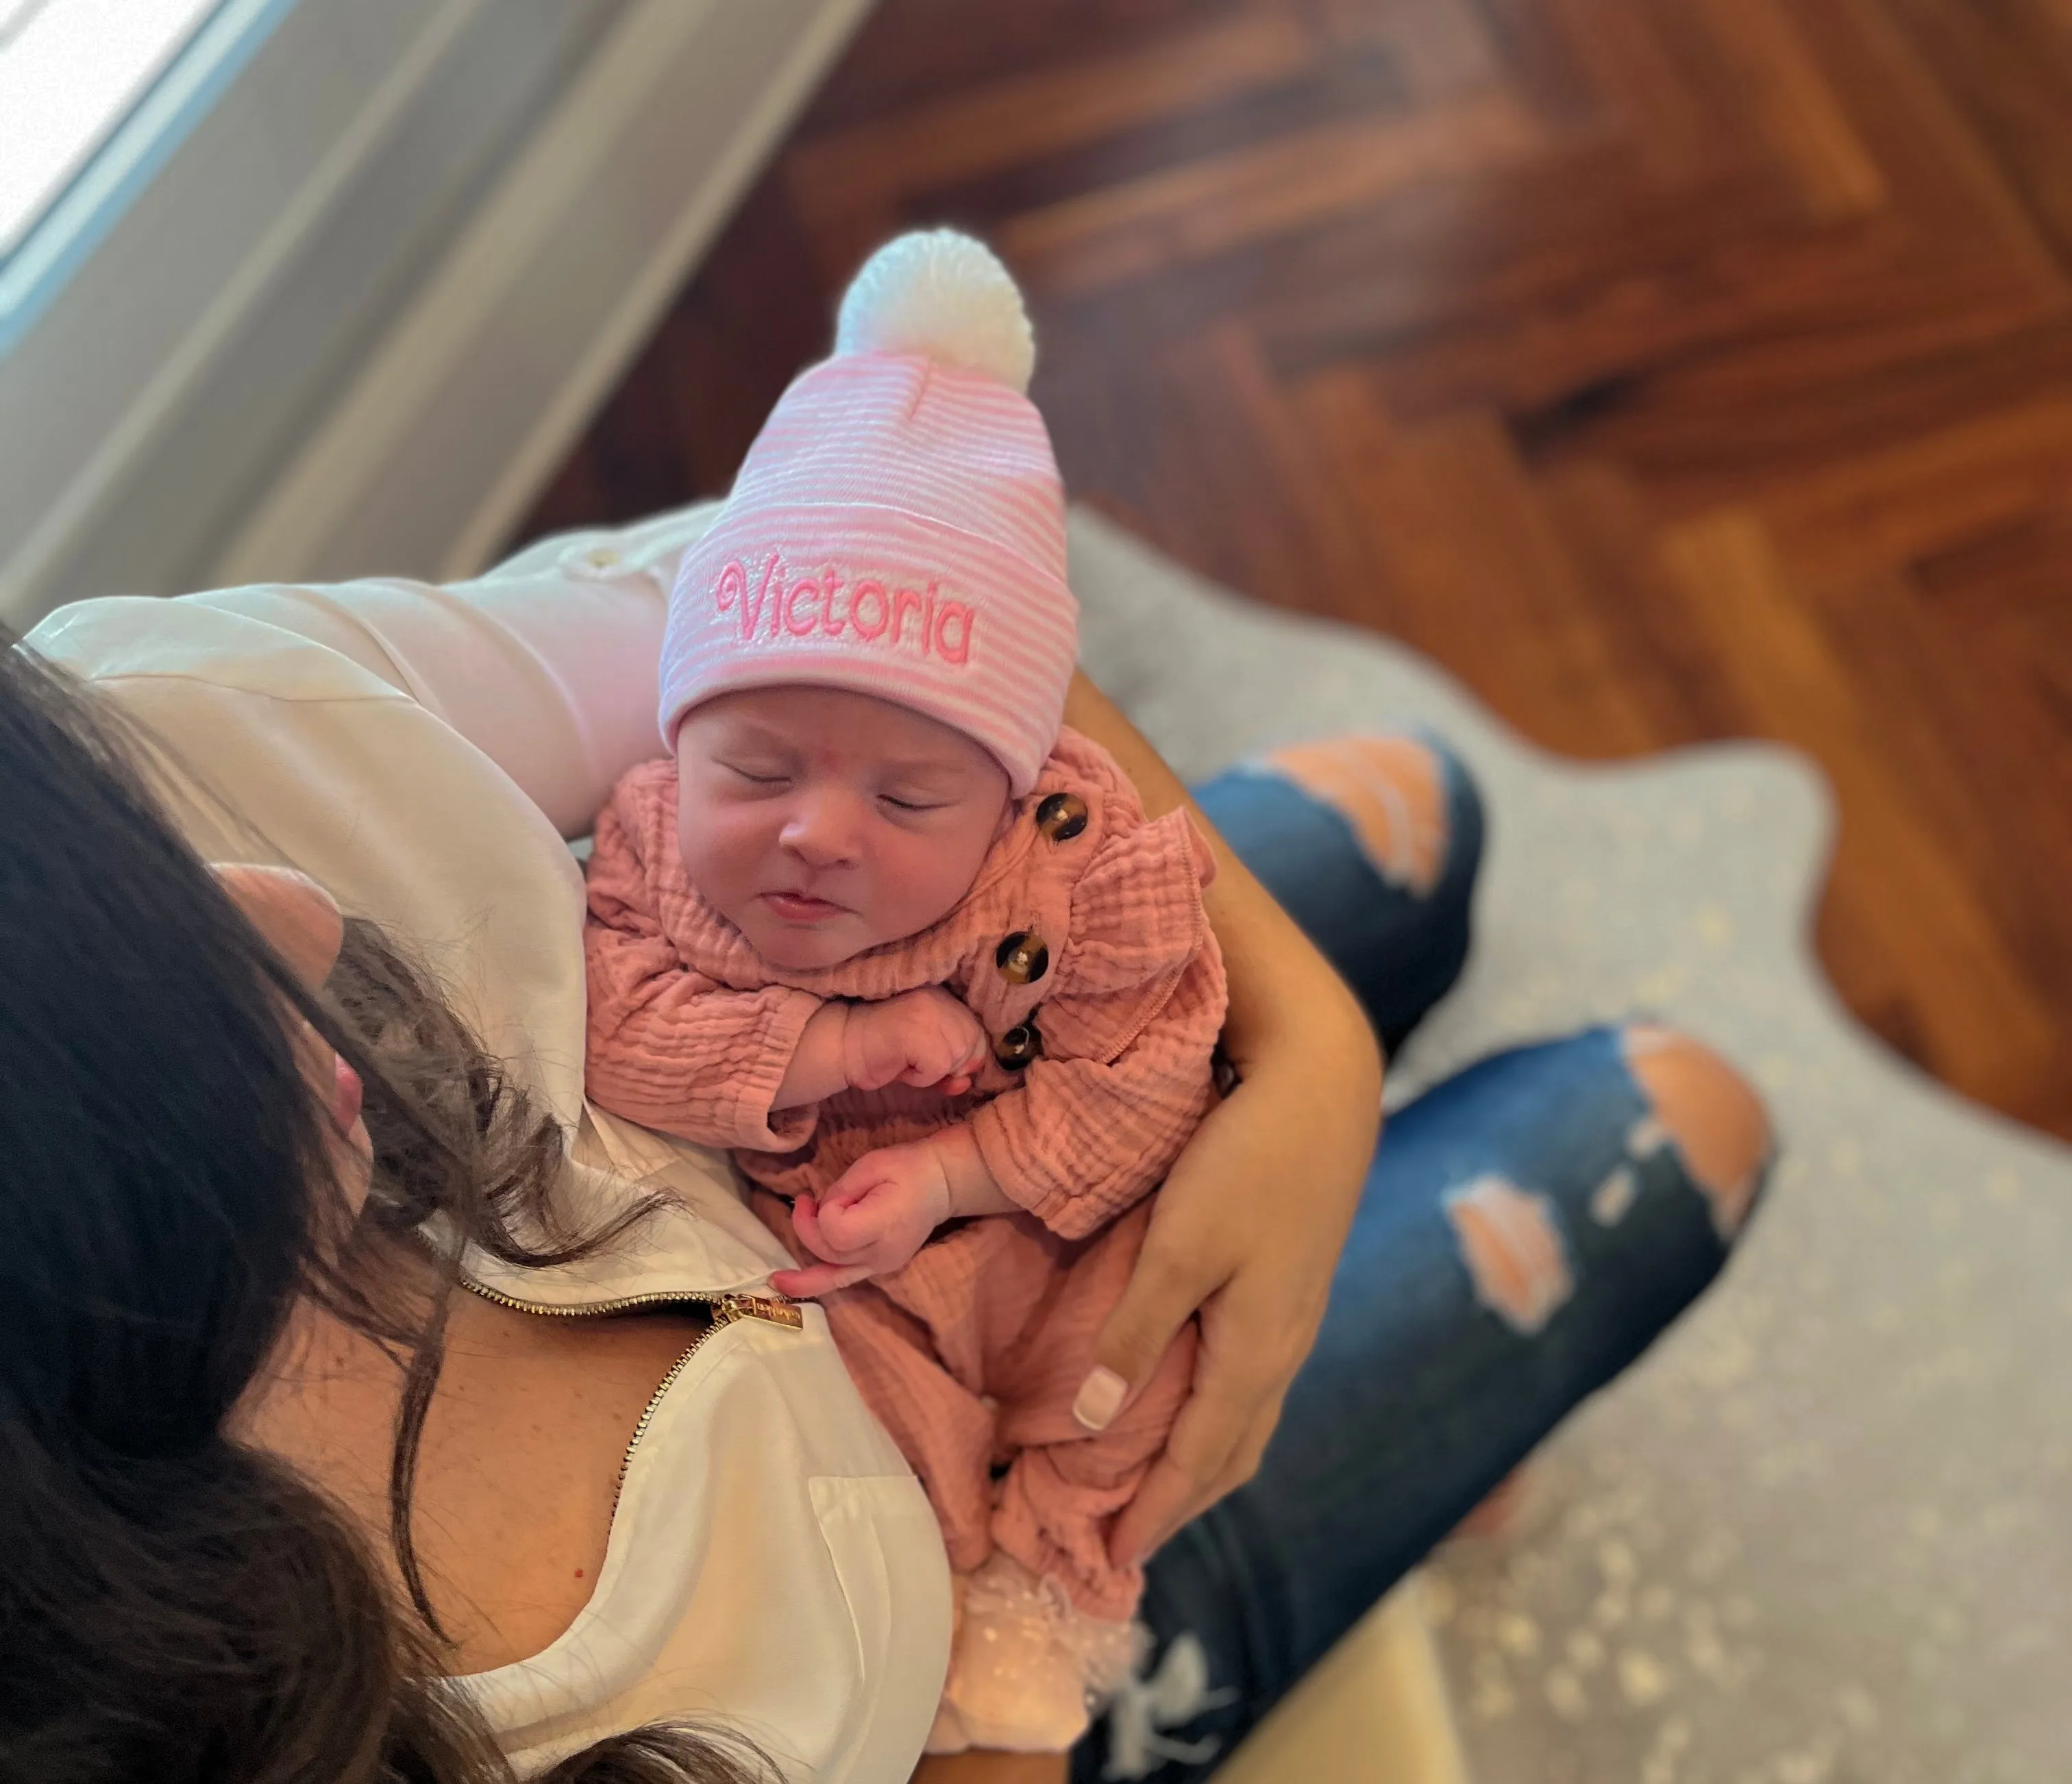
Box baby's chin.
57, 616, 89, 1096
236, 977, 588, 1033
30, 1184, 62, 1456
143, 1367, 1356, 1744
734, 906, 875, 971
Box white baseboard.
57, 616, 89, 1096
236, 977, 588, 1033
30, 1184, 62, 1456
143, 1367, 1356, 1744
213, 0, 872, 590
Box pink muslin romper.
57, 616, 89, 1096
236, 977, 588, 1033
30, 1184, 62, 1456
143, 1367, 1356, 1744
583, 726, 1226, 1617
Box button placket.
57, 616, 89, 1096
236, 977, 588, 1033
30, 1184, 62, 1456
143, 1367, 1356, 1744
991, 1017, 1044, 1071
986, 789, 1083, 1073
994, 930, 1049, 986
1034, 791, 1088, 842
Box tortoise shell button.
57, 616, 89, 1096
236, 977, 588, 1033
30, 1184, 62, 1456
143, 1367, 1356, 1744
1035, 792, 1089, 842
995, 930, 1050, 985
992, 1018, 1044, 1071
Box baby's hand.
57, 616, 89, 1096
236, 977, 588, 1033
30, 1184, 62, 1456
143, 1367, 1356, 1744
842, 989, 987, 1094
770, 1143, 954, 1297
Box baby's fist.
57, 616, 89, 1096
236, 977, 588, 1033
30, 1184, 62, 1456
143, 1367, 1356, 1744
842, 988, 987, 1093
772, 1143, 954, 1296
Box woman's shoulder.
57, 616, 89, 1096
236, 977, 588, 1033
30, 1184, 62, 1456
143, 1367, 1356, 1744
29, 588, 597, 1129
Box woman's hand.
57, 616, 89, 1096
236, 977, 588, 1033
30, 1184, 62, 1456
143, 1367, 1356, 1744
1085, 921, 1379, 1567
1063, 673, 1383, 1568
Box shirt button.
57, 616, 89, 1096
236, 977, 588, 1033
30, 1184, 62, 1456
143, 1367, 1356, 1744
582, 545, 621, 570
994, 930, 1050, 985
1034, 792, 1089, 842
992, 1018, 1044, 1071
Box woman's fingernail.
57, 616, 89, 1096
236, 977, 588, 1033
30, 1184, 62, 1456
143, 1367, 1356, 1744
1072, 1367, 1128, 1431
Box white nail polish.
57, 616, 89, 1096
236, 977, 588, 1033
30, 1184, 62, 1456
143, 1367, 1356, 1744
1072, 1366, 1127, 1431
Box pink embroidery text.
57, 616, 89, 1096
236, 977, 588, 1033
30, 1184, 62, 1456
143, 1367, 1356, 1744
713, 555, 976, 666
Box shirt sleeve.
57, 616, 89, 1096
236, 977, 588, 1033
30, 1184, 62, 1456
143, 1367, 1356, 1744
17, 506, 720, 1132
584, 784, 822, 1152
186, 502, 720, 839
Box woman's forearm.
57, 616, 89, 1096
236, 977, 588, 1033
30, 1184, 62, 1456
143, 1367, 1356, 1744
1063, 671, 1381, 1083
1054, 668, 1384, 1563
188, 565, 671, 839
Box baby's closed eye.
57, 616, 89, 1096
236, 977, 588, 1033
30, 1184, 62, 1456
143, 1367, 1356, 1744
722, 760, 791, 787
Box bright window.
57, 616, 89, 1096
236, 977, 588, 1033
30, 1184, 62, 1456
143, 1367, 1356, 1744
0, 0, 225, 258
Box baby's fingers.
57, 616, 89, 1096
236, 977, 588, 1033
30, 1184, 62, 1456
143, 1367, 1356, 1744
911, 1035, 988, 1093
823, 1155, 891, 1205
770, 1259, 874, 1298
905, 1065, 977, 1093
817, 1169, 876, 1211
817, 1191, 893, 1254
790, 1194, 848, 1263
781, 1198, 874, 1296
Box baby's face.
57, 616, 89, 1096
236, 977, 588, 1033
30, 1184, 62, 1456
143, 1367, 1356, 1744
674, 686, 1012, 969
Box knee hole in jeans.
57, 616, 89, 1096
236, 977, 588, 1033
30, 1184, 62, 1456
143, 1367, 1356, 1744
1261, 735, 1453, 897
1620, 1024, 1771, 1239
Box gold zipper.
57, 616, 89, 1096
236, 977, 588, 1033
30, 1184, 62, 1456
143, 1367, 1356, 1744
446, 1265, 802, 1506
449, 1272, 802, 1322
607, 1292, 804, 1501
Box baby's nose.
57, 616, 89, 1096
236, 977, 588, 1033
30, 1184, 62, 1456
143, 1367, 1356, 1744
781, 792, 865, 867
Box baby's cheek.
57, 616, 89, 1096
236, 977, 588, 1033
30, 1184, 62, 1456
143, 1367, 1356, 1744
872, 817, 998, 932
676, 795, 764, 896
872, 843, 968, 936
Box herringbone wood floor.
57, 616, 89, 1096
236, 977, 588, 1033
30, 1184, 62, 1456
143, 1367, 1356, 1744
522, 0, 2072, 1141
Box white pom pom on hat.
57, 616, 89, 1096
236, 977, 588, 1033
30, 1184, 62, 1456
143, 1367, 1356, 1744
835, 228, 1036, 395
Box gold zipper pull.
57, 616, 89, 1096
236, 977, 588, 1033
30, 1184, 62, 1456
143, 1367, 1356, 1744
715, 1293, 804, 1330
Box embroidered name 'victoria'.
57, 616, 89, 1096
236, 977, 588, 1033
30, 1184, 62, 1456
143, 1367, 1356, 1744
713, 555, 976, 666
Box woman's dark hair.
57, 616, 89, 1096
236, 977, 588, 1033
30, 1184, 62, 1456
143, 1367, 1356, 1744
0, 641, 770, 1783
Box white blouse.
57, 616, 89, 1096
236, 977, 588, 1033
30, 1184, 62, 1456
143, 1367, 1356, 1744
25, 504, 952, 1781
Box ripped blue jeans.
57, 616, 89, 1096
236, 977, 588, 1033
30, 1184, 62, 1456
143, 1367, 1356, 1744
1073, 736, 1769, 1783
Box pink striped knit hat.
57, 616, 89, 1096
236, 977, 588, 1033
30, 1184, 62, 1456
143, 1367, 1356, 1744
658, 231, 1076, 797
